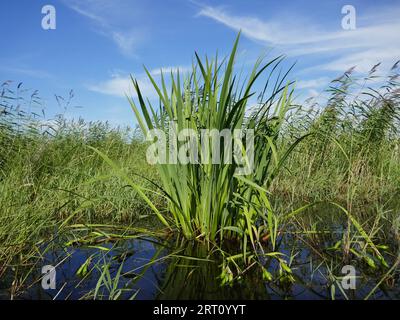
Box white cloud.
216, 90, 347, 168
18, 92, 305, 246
295, 77, 330, 90
88, 65, 191, 99
318, 48, 400, 74
88, 75, 131, 97
62, 0, 145, 56
149, 66, 192, 76
110, 31, 141, 57
308, 89, 320, 98
197, 4, 400, 73
66, 3, 106, 26
88, 74, 153, 98
197, 6, 345, 46
0, 66, 52, 79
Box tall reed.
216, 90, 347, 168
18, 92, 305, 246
123, 35, 305, 245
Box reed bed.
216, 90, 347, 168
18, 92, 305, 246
0, 35, 399, 298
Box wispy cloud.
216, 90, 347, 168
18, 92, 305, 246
148, 65, 192, 76
66, 2, 106, 25
197, 4, 400, 73
88, 74, 139, 98
295, 77, 330, 90
88, 66, 191, 99
0, 66, 52, 79
197, 5, 345, 46
62, 0, 145, 56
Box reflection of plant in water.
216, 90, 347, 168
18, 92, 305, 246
157, 242, 270, 300
283, 206, 400, 300
50, 225, 169, 300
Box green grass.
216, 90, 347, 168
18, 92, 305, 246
0, 35, 399, 298
0, 95, 161, 278
122, 34, 308, 248
273, 65, 400, 204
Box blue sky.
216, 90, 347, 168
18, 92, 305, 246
1, 0, 399, 127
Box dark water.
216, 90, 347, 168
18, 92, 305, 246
1, 203, 399, 300
6, 231, 398, 300
18, 237, 167, 300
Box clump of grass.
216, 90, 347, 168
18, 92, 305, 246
115, 34, 306, 247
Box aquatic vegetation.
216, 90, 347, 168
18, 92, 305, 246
275, 61, 400, 204
113, 35, 309, 249
0, 35, 399, 300
0, 83, 161, 292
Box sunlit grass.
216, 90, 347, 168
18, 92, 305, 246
0, 34, 399, 299
120, 34, 308, 247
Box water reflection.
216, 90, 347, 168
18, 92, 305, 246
14, 230, 399, 300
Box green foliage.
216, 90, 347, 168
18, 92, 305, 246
127, 34, 301, 245
1, 39, 399, 298
0, 82, 160, 276
273, 62, 400, 203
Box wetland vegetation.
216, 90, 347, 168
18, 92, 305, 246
1, 36, 399, 300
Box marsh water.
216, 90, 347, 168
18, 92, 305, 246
1, 204, 400, 300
